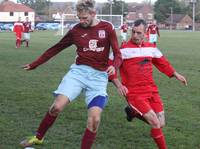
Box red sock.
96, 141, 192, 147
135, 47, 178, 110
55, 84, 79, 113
81, 128, 96, 149
26, 41, 29, 47
36, 112, 57, 140
151, 128, 167, 149
17, 39, 21, 48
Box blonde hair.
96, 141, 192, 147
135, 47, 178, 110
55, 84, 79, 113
76, 0, 96, 13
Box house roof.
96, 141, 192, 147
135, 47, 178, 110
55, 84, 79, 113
165, 14, 188, 24
128, 4, 153, 13
0, 0, 34, 12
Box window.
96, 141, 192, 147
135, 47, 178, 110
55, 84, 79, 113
24, 12, 28, 16
138, 13, 143, 18
10, 12, 14, 16
147, 13, 153, 20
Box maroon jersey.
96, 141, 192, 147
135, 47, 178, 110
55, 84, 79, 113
147, 24, 160, 36
29, 20, 122, 71
23, 21, 31, 33
121, 24, 128, 33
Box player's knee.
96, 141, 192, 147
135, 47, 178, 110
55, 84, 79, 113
149, 118, 160, 128
144, 112, 160, 128
87, 116, 101, 132
49, 104, 62, 116
160, 121, 166, 128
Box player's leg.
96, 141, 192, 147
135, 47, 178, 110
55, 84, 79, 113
128, 94, 167, 149
15, 33, 21, 48
81, 96, 107, 149
147, 94, 167, 149
150, 93, 166, 128
17, 33, 22, 48
19, 95, 70, 147
81, 66, 108, 149
20, 67, 83, 147
145, 111, 167, 149
25, 33, 30, 47
124, 105, 149, 124
124, 95, 149, 124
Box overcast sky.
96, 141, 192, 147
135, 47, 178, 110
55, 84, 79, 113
10, 0, 157, 3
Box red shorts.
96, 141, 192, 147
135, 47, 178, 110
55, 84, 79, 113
127, 93, 163, 115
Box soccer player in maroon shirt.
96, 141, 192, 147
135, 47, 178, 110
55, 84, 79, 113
109, 19, 187, 149
13, 17, 24, 48
19, 0, 122, 148
147, 20, 160, 45
120, 21, 129, 43
22, 17, 32, 47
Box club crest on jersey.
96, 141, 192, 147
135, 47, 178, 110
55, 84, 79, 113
98, 30, 105, 38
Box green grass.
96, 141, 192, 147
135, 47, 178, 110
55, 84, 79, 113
0, 30, 200, 149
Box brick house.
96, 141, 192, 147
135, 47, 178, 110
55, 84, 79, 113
126, 3, 154, 25
165, 14, 192, 29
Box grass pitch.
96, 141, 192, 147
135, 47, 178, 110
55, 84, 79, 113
0, 30, 200, 149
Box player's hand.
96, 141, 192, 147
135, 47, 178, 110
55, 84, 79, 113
173, 71, 187, 86
22, 64, 31, 71
106, 65, 115, 76
117, 85, 128, 96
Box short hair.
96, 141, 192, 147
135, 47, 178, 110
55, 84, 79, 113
76, 0, 96, 13
133, 19, 147, 29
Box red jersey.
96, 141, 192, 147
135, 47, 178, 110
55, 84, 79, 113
23, 21, 31, 33
121, 24, 128, 33
147, 24, 160, 36
109, 40, 175, 95
29, 20, 122, 71
13, 21, 24, 33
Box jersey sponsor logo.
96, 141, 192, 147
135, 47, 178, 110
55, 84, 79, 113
98, 30, 105, 38
83, 39, 104, 52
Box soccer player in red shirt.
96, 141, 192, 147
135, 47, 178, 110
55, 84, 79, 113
22, 17, 32, 47
147, 20, 160, 45
13, 17, 24, 48
19, 0, 122, 148
109, 19, 187, 149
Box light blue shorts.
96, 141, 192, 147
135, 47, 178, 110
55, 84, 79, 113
149, 34, 157, 43
54, 64, 108, 107
23, 33, 30, 40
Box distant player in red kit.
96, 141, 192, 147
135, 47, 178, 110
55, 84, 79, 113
120, 21, 129, 44
147, 20, 160, 45
13, 17, 24, 48
109, 19, 187, 149
19, 0, 122, 148
22, 17, 32, 47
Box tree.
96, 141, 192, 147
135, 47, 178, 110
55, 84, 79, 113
18, 0, 51, 16
154, 0, 186, 23
102, 0, 128, 17
185, 0, 200, 22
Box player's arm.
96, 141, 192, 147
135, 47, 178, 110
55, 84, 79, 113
156, 26, 160, 37
112, 78, 128, 96
152, 48, 187, 85
22, 30, 73, 71
108, 57, 128, 96
172, 71, 187, 86
109, 27, 122, 69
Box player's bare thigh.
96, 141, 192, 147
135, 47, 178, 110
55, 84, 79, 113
143, 110, 161, 128
156, 111, 165, 127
